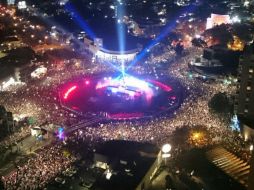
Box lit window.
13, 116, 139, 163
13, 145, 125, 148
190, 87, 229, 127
249, 69, 253, 73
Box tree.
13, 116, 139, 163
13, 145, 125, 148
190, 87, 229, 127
208, 92, 231, 114
175, 42, 184, 55
191, 38, 207, 48
204, 24, 233, 46
232, 23, 254, 43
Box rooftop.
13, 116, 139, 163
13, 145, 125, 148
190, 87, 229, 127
94, 140, 159, 190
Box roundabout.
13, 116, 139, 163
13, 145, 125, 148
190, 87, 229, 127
59, 73, 184, 120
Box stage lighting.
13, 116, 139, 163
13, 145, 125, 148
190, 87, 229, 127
64, 85, 77, 100
64, 2, 96, 39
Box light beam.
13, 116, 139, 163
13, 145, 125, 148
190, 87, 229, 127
126, 5, 196, 71
64, 2, 96, 39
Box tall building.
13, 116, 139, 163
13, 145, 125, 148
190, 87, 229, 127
248, 151, 254, 190
242, 0, 254, 7
235, 44, 254, 140
7, 0, 15, 5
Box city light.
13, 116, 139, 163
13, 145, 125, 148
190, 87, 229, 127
193, 132, 200, 139
231, 16, 241, 23
250, 145, 253, 152
105, 169, 112, 180
243, 1, 250, 7
227, 36, 244, 51
1, 1, 254, 189
57, 127, 65, 140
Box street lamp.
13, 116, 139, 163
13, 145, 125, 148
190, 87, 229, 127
162, 143, 171, 154
106, 169, 112, 180
250, 145, 253, 152
162, 144, 171, 166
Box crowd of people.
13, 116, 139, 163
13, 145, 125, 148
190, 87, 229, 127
0, 8, 252, 190
68, 48, 234, 148
223, 132, 253, 164
1, 44, 251, 188
2, 144, 76, 190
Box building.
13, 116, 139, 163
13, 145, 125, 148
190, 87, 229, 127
0, 106, 14, 140
242, 0, 254, 7
174, 0, 191, 6
235, 44, 254, 141
95, 48, 139, 63
7, 0, 15, 5
189, 45, 241, 77
93, 140, 162, 190
58, 0, 68, 6
17, 1, 27, 9
248, 151, 254, 190
83, 37, 140, 63
206, 14, 231, 30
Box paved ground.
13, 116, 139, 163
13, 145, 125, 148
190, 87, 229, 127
149, 170, 168, 190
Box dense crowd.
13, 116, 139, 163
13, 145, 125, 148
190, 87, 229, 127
223, 132, 253, 164
0, 9, 252, 189
1, 44, 250, 188
2, 144, 76, 190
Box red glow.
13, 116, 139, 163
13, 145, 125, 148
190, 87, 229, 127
72, 106, 80, 110
64, 86, 77, 100
146, 79, 172, 92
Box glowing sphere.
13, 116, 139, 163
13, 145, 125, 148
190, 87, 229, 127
162, 144, 171, 153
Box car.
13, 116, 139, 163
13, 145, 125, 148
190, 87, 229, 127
79, 181, 93, 188
79, 176, 95, 189
55, 177, 65, 184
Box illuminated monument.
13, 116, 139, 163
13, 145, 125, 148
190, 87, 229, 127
93, 38, 140, 63
83, 36, 140, 63
206, 13, 231, 29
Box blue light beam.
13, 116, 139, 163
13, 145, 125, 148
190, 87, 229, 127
115, 1, 126, 54
64, 2, 96, 40
126, 5, 196, 71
